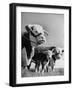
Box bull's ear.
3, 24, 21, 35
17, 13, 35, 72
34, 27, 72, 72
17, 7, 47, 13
44, 30, 48, 36
25, 25, 30, 32
25, 25, 33, 32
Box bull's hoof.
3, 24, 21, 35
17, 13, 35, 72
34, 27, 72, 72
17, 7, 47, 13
27, 65, 30, 70
22, 66, 28, 71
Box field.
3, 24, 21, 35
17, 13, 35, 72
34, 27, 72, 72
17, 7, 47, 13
21, 46, 64, 77
21, 68, 64, 77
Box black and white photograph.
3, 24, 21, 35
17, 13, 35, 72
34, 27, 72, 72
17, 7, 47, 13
10, 3, 71, 87
21, 13, 64, 77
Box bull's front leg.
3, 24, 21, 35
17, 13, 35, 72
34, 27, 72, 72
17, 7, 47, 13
27, 47, 35, 69
22, 47, 29, 69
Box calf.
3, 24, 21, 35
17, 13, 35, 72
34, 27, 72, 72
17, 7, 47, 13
46, 47, 64, 71
29, 46, 64, 73
30, 50, 52, 73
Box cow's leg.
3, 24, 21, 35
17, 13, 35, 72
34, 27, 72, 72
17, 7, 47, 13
41, 63, 45, 74
38, 63, 42, 73
27, 47, 35, 66
22, 48, 29, 69
45, 60, 50, 72
50, 59, 55, 71
46, 66, 49, 72
35, 62, 40, 73
37, 64, 39, 72
51, 66, 54, 70
35, 63, 38, 73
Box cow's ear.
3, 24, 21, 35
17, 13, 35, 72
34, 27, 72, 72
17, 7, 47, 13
25, 25, 30, 32
25, 25, 33, 32
62, 49, 64, 53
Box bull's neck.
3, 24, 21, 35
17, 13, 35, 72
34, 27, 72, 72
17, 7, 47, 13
29, 33, 37, 47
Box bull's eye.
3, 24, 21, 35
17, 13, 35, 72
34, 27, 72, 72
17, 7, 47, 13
35, 31, 38, 33
31, 27, 34, 30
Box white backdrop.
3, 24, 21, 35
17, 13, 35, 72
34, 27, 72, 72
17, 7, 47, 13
0, 0, 72, 90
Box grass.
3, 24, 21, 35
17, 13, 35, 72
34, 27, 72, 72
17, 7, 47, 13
21, 68, 64, 77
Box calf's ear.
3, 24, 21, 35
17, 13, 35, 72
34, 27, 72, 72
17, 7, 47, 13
62, 49, 64, 53
52, 48, 57, 54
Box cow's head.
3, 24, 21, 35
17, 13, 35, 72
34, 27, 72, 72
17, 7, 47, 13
25, 24, 48, 46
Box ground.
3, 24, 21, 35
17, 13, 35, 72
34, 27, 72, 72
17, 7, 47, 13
21, 68, 64, 77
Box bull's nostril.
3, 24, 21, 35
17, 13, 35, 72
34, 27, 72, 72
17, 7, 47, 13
41, 37, 43, 39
